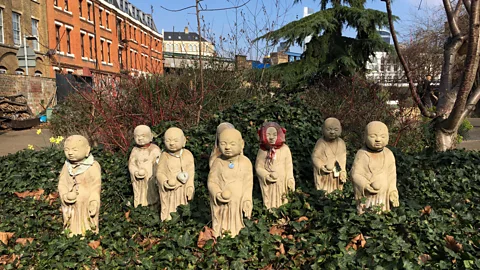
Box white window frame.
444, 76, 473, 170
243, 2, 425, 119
0, 9, 4, 44
12, 12, 21, 46
31, 18, 39, 51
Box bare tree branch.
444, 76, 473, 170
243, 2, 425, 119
382, 0, 435, 118
463, 0, 472, 13
160, 0, 251, 13
444, 0, 462, 37
444, 0, 480, 130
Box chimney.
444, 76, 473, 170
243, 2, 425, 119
184, 26, 189, 34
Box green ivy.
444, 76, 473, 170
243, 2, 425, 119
0, 94, 479, 268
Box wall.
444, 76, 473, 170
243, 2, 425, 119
0, 74, 56, 115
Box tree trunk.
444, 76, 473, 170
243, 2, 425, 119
435, 125, 458, 151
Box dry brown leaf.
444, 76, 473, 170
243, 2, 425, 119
296, 216, 309, 222
197, 226, 216, 249
269, 226, 285, 236
140, 237, 160, 251
417, 254, 431, 264
0, 232, 14, 245
45, 192, 59, 205
346, 233, 366, 251
287, 235, 294, 240
279, 243, 285, 255
420, 205, 432, 216
0, 254, 19, 265
88, 240, 101, 250
445, 235, 463, 253
261, 264, 273, 270
15, 238, 34, 246
14, 189, 44, 200
125, 210, 131, 222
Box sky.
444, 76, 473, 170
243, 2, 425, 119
129, 0, 444, 59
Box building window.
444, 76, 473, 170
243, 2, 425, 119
12, 12, 21, 46
0, 9, 3, 44
89, 36, 93, 58
130, 51, 133, 68
65, 0, 69, 11
99, 10, 102, 26
15, 68, 24, 75
107, 43, 110, 62
174, 44, 178, 52
116, 19, 121, 42
81, 33, 85, 57
118, 49, 123, 69
106, 13, 109, 28
34, 71, 42, 77
55, 25, 61, 51
100, 40, 104, 61
54, 0, 58, 6
66, 29, 71, 53
188, 44, 192, 52
0, 67, 7, 74
87, 3, 92, 20
31, 19, 39, 51
79, 0, 83, 17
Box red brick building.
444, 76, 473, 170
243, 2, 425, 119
46, 0, 163, 78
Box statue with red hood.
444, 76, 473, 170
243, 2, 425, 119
255, 122, 295, 209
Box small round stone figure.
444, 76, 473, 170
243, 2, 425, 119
255, 122, 295, 209
312, 118, 347, 193
156, 127, 195, 221
58, 135, 101, 236
128, 125, 161, 208
209, 122, 235, 168
351, 121, 399, 214
208, 128, 253, 237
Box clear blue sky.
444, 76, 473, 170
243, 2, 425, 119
129, 0, 443, 58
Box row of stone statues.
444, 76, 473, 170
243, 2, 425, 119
57, 119, 399, 237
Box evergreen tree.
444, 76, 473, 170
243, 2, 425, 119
256, 0, 393, 87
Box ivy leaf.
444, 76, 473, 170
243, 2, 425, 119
178, 231, 192, 248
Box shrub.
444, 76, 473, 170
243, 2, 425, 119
1, 95, 480, 268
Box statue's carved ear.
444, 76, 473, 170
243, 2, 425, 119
241, 139, 245, 150
86, 145, 91, 157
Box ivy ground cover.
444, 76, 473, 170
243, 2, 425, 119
0, 95, 479, 269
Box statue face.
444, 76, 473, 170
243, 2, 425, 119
219, 129, 243, 158
164, 128, 185, 153
323, 120, 341, 140
64, 138, 90, 162
134, 127, 152, 146
365, 123, 389, 151
266, 127, 278, 145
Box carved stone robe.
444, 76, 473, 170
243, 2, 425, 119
156, 149, 195, 221
255, 144, 295, 209
208, 155, 253, 237
128, 144, 161, 207
58, 157, 101, 236
351, 147, 398, 214
312, 138, 347, 193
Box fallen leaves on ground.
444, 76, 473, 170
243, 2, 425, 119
14, 189, 44, 200
15, 238, 34, 246
0, 254, 19, 266
346, 233, 366, 251
45, 192, 59, 205
139, 237, 160, 251
445, 235, 463, 253
276, 243, 286, 257
269, 226, 285, 236
295, 216, 309, 222
0, 232, 14, 245
261, 264, 273, 270
197, 226, 216, 249
420, 205, 432, 216
418, 254, 431, 264
88, 240, 101, 250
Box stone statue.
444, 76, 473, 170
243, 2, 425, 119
255, 122, 295, 209
156, 127, 195, 221
208, 128, 253, 237
209, 122, 235, 168
351, 121, 399, 214
58, 135, 101, 236
128, 125, 161, 208
312, 118, 347, 193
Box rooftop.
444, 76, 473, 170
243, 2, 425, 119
104, 0, 158, 33
163, 27, 209, 42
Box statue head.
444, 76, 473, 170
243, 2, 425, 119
134, 125, 153, 146
64, 135, 91, 162
164, 127, 186, 153
219, 128, 244, 158
323, 118, 342, 141
258, 122, 286, 149
215, 122, 235, 147
365, 121, 389, 151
